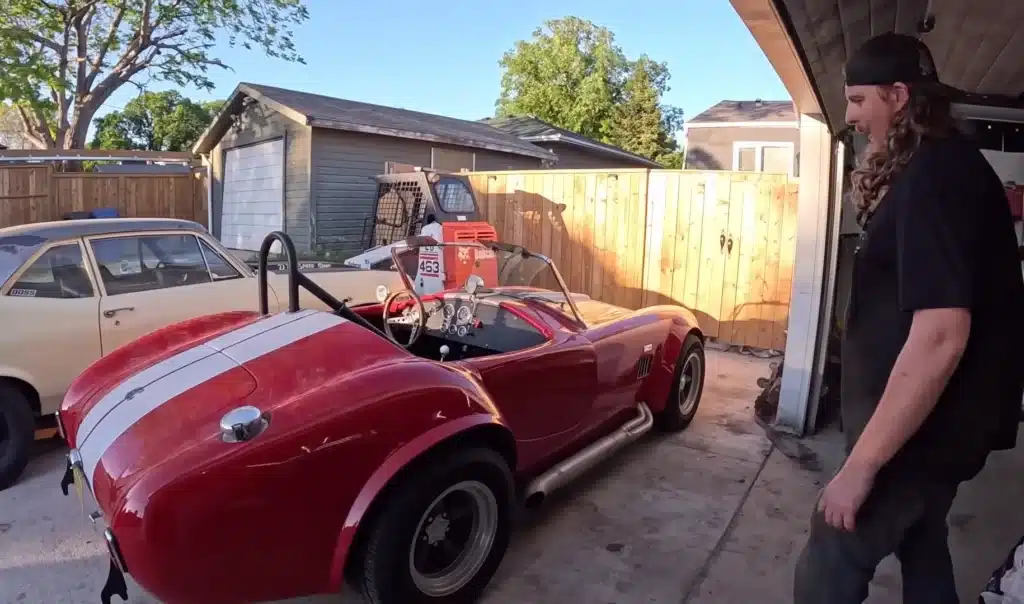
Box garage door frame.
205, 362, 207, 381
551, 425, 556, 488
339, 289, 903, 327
219, 135, 287, 251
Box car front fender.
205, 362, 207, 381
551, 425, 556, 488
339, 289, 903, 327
327, 411, 511, 591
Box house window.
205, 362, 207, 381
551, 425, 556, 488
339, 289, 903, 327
732, 142, 795, 176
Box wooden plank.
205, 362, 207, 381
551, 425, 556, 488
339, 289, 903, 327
629, 171, 647, 309
659, 172, 681, 306
669, 174, 696, 312
738, 182, 773, 348
568, 174, 587, 294
642, 172, 666, 307
693, 174, 729, 338
771, 184, 800, 350
717, 180, 748, 344
757, 184, 786, 349
591, 173, 607, 300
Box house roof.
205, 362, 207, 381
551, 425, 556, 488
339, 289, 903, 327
193, 83, 556, 161
687, 100, 797, 124
480, 116, 663, 168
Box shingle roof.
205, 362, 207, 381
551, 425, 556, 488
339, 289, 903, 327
193, 83, 556, 161
481, 115, 663, 168
687, 100, 796, 124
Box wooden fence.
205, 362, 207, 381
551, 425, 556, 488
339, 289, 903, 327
465, 169, 798, 350
0, 164, 208, 229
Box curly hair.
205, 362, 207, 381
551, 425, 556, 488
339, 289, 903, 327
850, 85, 957, 226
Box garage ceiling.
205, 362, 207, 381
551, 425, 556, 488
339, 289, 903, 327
776, 0, 1024, 130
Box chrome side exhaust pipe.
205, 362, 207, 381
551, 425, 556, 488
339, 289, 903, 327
524, 402, 654, 508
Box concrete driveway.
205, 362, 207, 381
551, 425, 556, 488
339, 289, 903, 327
4, 349, 1018, 604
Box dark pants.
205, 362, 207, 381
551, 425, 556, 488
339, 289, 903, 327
793, 468, 961, 604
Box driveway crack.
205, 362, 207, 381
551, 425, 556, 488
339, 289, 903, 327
679, 443, 776, 603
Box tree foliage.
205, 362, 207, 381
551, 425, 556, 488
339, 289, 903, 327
0, 0, 308, 150
495, 17, 684, 167
90, 90, 222, 151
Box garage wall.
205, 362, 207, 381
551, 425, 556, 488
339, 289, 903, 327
309, 129, 543, 255
210, 101, 312, 251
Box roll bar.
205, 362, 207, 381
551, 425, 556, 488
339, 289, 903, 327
257, 231, 300, 314
253, 232, 391, 338
256, 230, 347, 316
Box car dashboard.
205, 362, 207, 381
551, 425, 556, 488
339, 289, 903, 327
421, 292, 549, 356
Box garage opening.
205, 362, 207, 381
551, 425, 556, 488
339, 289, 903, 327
220, 139, 285, 252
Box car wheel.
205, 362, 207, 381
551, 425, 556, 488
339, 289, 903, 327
0, 383, 35, 491
354, 446, 514, 604
654, 334, 706, 432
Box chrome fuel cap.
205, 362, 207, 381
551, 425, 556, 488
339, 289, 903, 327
220, 406, 269, 443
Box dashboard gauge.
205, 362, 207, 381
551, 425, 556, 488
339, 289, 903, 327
442, 303, 455, 320
456, 305, 473, 325
457, 325, 468, 337
448, 325, 458, 335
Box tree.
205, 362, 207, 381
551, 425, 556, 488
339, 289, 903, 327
496, 17, 629, 143
0, 103, 35, 149
90, 90, 223, 151
495, 17, 684, 167
0, 0, 308, 150
609, 57, 685, 167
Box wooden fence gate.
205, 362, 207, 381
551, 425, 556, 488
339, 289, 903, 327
465, 169, 798, 350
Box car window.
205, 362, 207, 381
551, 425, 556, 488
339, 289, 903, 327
90, 234, 213, 295
6, 243, 94, 299
198, 239, 243, 280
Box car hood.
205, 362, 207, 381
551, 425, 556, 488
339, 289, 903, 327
64, 309, 365, 509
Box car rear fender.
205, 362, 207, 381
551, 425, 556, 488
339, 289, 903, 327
327, 412, 515, 591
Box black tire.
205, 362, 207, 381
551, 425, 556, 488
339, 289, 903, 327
654, 334, 706, 432
353, 446, 515, 604
0, 383, 35, 491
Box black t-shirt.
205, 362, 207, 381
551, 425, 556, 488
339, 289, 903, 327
841, 132, 1024, 483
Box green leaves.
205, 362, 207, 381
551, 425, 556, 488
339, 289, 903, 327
89, 90, 223, 151
495, 17, 684, 167
0, 0, 308, 149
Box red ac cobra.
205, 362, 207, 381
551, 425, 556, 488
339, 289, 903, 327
56, 232, 707, 604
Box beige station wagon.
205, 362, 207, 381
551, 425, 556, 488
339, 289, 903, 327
0, 217, 402, 489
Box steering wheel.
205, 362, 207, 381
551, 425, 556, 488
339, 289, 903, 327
382, 289, 426, 348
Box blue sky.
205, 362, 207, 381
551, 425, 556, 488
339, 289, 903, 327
100, 0, 789, 129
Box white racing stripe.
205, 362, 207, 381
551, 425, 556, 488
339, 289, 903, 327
76, 310, 347, 485
76, 309, 318, 446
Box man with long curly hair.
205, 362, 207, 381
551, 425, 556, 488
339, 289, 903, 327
793, 32, 1024, 603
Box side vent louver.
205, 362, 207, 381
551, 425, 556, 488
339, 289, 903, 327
637, 354, 653, 379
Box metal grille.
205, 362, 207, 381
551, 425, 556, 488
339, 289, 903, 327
362, 179, 427, 249
636, 354, 653, 379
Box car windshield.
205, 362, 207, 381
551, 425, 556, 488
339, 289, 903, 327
391, 239, 583, 323
0, 234, 48, 286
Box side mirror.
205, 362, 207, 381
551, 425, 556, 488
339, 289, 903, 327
465, 274, 485, 296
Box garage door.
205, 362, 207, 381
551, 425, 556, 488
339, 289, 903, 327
220, 139, 284, 252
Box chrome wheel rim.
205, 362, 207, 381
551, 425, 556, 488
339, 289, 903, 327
408, 480, 499, 597
678, 351, 703, 416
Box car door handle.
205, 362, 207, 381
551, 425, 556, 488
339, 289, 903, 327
103, 307, 135, 318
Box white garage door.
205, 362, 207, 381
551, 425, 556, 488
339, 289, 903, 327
220, 139, 285, 252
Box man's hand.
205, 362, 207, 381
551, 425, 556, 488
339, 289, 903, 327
818, 462, 878, 531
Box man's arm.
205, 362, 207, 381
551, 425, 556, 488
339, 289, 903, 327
844, 308, 970, 474
844, 163, 978, 475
